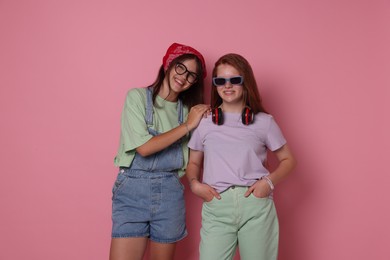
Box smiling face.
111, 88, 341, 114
169, 58, 198, 93
215, 64, 244, 111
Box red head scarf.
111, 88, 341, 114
162, 43, 207, 78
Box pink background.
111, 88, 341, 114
1, 0, 389, 259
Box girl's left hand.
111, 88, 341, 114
244, 179, 272, 198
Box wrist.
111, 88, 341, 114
184, 122, 190, 135
189, 177, 199, 186
261, 176, 274, 191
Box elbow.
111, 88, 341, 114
281, 156, 297, 174
290, 156, 297, 172
135, 146, 152, 157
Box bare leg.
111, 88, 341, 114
149, 241, 177, 260
109, 237, 148, 260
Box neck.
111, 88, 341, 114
221, 102, 245, 113
158, 79, 178, 102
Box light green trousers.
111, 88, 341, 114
200, 186, 279, 260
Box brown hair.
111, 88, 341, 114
211, 53, 267, 114
150, 54, 204, 108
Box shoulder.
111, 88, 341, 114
125, 87, 147, 104
199, 115, 214, 128
255, 112, 273, 120
251, 112, 282, 133
126, 87, 147, 99
191, 116, 213, 137
253, 112, 274, 125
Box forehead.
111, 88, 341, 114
180, 58, 198, 72
216, 64, 240, 76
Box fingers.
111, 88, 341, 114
203, 107, 211, 118
210, 188, 221, 200
192, 105, 211, 116
193, 183, 221, 201
245, 180, 272, 198
244, 186, 254, 197
203, 188, 220, 202
191, 104, 209, 110
187, 104, 211, 129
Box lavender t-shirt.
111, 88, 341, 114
188, 112, 286, 193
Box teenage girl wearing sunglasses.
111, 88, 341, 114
110, 43, 210, 260
186, 53, 296, 260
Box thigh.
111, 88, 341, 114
237, 195, 279, 260
109, 237, 148, 260
149, 241, 177, 260
199, 196, 238, 260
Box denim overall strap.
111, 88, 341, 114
177, 98, 183, 124
145, 86, 184, 125
146, 86, 154, 126
127, 87, 185, 172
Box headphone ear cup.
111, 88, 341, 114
212, 108, 224, 125
241, 107, 254, 125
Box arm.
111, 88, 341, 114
186, 149, 221, 201
244, 144, 297, 197
136, 104, 210, 157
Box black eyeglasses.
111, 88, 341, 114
212, 76, 244, 86
175, 63, 199, 84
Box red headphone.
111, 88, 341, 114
211, 107, 254, 125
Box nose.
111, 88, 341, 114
224, 81, 233, 88
177, 71, 189, 82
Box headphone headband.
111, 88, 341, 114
211, 107, 254, 125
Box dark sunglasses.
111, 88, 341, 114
212, 76, 244, 86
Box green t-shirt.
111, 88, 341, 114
114, 87, 189, 177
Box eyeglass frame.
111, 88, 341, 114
174, 62, 199, 84
212, 76, 244, 86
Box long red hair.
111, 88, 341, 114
211, 53, 267, 114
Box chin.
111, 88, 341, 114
222, 95, 239, 102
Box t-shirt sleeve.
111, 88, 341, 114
121, 89, 153, 152
265, 116, 287, 151
188, 123, 204, 151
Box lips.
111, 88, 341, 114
223, 90, 235, 95
174, 76, 185, 87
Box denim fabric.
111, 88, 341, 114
131, 128, 184, 172
111, 168, 186, 243
111, 87, 187, 243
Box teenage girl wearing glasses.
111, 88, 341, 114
186, 53, 296, 260
110, 43, 210, 260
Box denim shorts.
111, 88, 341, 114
111, 168, 187, 243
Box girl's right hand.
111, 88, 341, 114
186, 104, 210, 131
190, 180, 220, 202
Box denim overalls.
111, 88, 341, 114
111, 87, 187, 243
